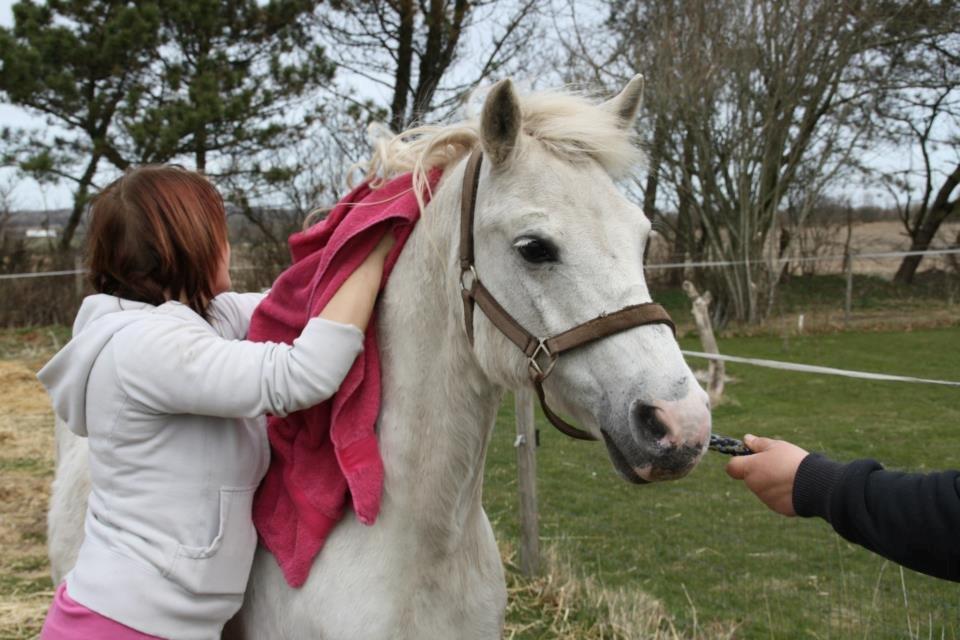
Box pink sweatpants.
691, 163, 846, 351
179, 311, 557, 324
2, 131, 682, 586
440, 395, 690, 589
40, 582, 163, 640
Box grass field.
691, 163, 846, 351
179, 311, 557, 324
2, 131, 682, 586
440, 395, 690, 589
1, 315, 958, 638
487, 325, 960, 638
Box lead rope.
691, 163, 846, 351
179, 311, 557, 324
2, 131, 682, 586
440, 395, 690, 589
708, 434, 753, 456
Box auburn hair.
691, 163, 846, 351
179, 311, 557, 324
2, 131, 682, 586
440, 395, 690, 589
87, 165, 228, 318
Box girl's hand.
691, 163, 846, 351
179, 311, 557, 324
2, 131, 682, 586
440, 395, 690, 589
725, 435, 809, 517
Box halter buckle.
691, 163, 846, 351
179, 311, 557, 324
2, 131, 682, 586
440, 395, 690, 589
528, 339, 558, 381
459, 265, 478, 292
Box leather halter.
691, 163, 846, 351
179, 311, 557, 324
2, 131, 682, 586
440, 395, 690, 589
458, 148, 677, 441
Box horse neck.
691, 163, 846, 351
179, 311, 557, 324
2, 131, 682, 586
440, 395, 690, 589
376, 168, 503, 554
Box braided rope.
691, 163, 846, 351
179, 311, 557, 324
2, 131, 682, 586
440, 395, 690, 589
708, 434, 753, 456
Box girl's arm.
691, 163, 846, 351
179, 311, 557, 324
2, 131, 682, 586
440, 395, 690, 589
113, 235, 394, 419
317, 233, 393, 331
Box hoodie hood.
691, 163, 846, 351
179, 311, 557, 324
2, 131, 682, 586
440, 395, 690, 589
38, 294, 155, 437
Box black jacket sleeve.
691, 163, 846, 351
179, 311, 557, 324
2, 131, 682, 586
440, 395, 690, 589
793, 453, 960, 582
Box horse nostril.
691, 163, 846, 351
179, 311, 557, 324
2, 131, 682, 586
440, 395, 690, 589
630, 401, 668, 441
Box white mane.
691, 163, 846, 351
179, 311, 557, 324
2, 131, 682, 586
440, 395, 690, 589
359, 88, 644, 210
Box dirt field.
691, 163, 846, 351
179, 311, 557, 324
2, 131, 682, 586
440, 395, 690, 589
852, 220, 960, 252
646, 220, 960, 276
848, 220, 960, 275
0, 355, 55, 639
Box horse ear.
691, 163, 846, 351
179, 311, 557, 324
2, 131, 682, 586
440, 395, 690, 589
480, 79, 522, 167
602, 74, 645, 129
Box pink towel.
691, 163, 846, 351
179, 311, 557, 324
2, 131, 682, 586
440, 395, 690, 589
248, 170, 440, 587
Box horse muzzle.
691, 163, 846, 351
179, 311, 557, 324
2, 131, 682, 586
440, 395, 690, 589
602, 391, 711, 484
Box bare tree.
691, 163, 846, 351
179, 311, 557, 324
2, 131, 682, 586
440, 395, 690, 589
781, 196, 855, 277
562, 0, 929, 325
216, 98, 380, 244
208, 0, 546, 261
875, 31, 960, 284
318, 0, 543, 132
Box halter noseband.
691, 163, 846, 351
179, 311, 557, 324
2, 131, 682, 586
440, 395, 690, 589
458, 148, 677, 441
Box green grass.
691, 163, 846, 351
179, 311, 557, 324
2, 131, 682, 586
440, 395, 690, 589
0, 325, 70, 360
0, 458, 49, 475
774, 271, 957, 314
0, 573, 51, 599
483, 326, 960, 638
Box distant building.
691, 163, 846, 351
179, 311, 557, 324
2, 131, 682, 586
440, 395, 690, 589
25, 227, 59, 239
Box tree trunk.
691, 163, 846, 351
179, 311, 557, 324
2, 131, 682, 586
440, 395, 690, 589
893, 230, 936, 285
777, 226, 792, 284
411, 0, 444, 125
642, 116, 666, 222
196, 130, 207, 173
893, 163, 960, 285
59, 154, 102, 252
389, 0, 416, 132
670, 129, 696, 287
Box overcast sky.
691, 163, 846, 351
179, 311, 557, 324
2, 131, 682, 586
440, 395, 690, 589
1, 0, 956, 212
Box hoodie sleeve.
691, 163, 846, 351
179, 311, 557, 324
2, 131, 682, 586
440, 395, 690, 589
206, 291, 268, 340
794, 453, 960, 582
112, 314, 363, 419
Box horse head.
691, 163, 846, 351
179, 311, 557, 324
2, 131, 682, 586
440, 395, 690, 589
461, 77, 711, 483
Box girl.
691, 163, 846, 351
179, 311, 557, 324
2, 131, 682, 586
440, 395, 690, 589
38, 165, 392, 639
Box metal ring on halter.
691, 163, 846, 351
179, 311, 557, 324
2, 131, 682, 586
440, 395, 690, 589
459, 265, 478, 292
527, 339, 559, 381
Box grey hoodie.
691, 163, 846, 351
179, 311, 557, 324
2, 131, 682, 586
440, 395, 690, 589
39, 295, 155, 437
38, 293, 364, 640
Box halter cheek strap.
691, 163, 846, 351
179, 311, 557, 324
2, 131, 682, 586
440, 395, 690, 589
457, 148, 677, 441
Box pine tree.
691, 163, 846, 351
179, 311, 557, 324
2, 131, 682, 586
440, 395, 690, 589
0, 0, 161, 250
120, 0, 334, 174
1, 0, 334, 250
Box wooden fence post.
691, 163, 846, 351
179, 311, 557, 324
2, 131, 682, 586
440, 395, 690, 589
514, 388, 540, 577
843, 207, 854, 327
844, 253, 854, 326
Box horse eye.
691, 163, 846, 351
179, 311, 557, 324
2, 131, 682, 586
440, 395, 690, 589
514, 236, 558, 264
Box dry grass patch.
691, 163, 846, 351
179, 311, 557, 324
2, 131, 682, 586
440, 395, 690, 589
0, 358, 55, 640
502, 543, 738, 639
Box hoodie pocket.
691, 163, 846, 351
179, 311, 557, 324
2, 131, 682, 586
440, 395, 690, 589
167, 486, 258, 595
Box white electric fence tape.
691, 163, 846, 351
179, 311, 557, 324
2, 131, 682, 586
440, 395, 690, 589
3, 247, 959, 280
682, 350, 960, 387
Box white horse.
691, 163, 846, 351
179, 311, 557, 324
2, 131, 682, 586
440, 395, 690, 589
48, 77, 711, 639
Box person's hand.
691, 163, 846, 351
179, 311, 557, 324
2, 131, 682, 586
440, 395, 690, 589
725, 434, 809, 517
